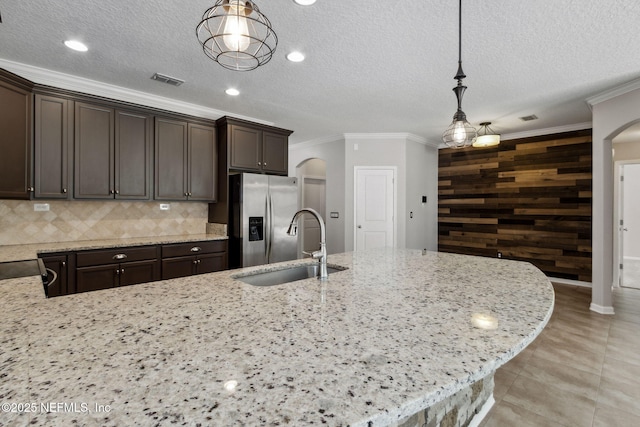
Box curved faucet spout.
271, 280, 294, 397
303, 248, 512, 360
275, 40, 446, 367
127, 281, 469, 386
287, 208, 328, 280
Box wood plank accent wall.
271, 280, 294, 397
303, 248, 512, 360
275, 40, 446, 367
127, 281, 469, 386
438, 129, 592, 282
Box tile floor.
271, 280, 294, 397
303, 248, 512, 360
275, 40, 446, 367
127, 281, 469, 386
622, 258, 640, 289
480, 283, 640, 427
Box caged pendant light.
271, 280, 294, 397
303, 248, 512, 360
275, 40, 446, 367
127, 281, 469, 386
196, 0, 278, 72
442, 0, 477, 149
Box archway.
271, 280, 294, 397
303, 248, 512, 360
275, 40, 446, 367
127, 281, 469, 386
295, 158, 327, 259
592, 86, 640, 314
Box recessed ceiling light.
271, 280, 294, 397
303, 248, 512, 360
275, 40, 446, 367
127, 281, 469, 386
64, 40, 88, 52
286, 51, 305, 63
294, 0, 316, 5
225, 88, 240, 96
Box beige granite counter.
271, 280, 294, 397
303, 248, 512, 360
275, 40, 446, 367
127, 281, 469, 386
0, 249, 554, 426
0, 234, 228, 262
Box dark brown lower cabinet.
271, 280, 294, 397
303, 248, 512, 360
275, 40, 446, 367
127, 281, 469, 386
162, 252, 227, 280
161, 240, 227, 280
76, 259, 159, 293
40, 254, 70, 297
38, 241, 227, 297
75, 246, 160, 294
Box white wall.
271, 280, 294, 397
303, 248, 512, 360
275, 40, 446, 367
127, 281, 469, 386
613, 141, 640, 280
290, 133, 439, 254
591, 85, 640, 313
344, 135, 407, 251
405, 138, 439, 251
289, 137, 346, 254
622, 164, 640, 258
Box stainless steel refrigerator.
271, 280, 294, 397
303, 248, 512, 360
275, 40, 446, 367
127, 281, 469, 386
229, 173, 299, 268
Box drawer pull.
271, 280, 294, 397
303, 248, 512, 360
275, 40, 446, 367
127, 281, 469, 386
113, 253, 128, 260
190, 247, 201, 252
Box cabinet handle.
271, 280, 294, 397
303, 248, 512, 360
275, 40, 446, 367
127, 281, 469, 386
184, 192, 189, 197
110, 189, 115, 194
258, 161, 262, 166
121, 268, 125, 274
113, 253, 128, 260
190, 246, 201, 252
115, 190, 119, 195
62, 188, 67, 194
116, 269, 120, 275
28, 186, 34, 192
62, 261, 66, 267
264, 163, 267, 167
193, 260, 198, 265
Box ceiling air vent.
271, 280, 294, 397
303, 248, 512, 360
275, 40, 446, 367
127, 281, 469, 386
519, 114, 538, 122
151, 73, 184, 87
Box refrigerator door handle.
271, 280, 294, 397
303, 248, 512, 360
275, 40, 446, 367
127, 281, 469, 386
265, 194, 272, 263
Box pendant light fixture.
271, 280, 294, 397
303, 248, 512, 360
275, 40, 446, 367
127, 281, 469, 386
196, 0, 278, 72
473, 122, 501, 147
442, 0, 477, 148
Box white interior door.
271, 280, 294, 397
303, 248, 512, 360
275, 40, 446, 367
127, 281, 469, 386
301, 176, 326, 255
621, 163, 640, 289
355, 168, 395, 251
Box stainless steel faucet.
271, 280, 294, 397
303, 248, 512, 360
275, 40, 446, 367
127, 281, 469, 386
286, 208, 328, 280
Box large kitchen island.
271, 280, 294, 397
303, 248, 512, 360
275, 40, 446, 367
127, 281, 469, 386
0, 248, 554, 426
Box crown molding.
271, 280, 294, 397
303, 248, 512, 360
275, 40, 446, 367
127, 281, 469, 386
501, 122, 592, 141
292, 132, 440, 150
586, 77, 640, 108
0, 58, 274, 126
289, 134, 345, 150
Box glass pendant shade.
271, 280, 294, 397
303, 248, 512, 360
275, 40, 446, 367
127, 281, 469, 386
473, 122, 501, 148
443, 114, 477, 148
196, 0, 277, 71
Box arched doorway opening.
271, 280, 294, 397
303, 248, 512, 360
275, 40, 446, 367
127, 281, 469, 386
295, 158, 327, 259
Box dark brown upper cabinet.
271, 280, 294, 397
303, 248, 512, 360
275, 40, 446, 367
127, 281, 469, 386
209, 116, 292, 225
115, 110, 153, 199
74, 101, 152, 200
34, 94, 73, 199
0, 69, 34, 199
228, 123, 290, 175
155, 117, 217, 201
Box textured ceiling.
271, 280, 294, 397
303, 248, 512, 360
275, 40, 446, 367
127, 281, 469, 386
1, 1, 640, 144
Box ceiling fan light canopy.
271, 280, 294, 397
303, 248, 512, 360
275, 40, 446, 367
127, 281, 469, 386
196, 0, 278, 71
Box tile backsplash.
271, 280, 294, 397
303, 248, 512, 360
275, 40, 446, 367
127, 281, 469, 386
0, 200, 210, 245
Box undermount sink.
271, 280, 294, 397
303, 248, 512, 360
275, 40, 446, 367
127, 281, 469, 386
235, 264, 346, 287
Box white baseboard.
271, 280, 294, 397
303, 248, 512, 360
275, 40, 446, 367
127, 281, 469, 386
590, 303, 615, 315
548, 277, 592, 288
469, 394, 496, 427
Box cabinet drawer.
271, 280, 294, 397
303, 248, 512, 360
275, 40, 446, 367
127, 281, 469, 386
76, 246, 158, 267
161, 240, 227, 258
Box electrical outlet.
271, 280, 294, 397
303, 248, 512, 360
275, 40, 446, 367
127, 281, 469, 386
34, 203, 50, 212
159, 203, 170, 211
497, 252, 502, 259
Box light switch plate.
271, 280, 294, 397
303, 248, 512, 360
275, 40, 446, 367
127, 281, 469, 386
330, 212, 339, 218
34, 203, 50, 212
159, 203, 170, 211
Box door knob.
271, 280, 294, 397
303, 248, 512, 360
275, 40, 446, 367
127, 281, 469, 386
357, 225, 362, 229
623, 228, 629, 231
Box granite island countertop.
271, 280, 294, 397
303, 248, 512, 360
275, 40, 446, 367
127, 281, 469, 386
0, 233, 228, 263
0, 249, 554, 426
